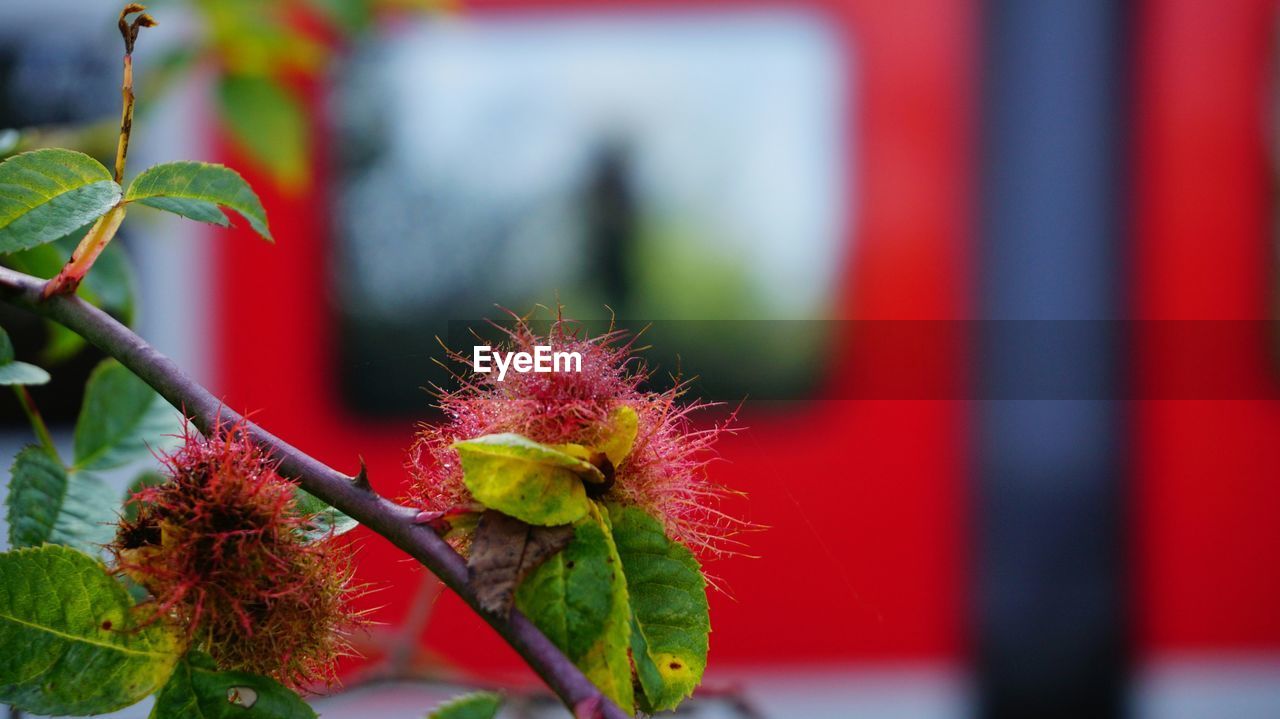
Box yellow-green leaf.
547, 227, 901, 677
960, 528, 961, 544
0, 148, 120, 254
598, 405, 638, 466
553, 406, 638, 468
0, 545, 180, 715
607, 504, 710, 712
515, 504, 634, 713
454, 433, 600, 526
125, 161, 272, 241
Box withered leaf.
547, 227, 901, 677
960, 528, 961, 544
468, 510, 574, 616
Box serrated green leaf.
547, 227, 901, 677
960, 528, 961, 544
0, 148, 121, 254
607, 504, 709, 713
216, 75, 308, 189
6, 446, 117, 553
292, 487, 358, 542
0, 544, 180, 715
515, 504, 634, 713
126, 161, 273, 242
455, 433, 599, 526
427, 690, 503, 719
150, 651, 315, 719
74, 359, 181, 471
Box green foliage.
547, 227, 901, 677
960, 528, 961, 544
74, 359, 181, 471
0, 327, 50, 385
216, 75, 308, 190
515, 506, 635, 714
455, 433, 601, 526
427, 691, 504, 719
293, 487, 359, 542
126, 161, 273, 242
150, 651, 315, 719
607, 504, 710, 713
122, 470, 166, 522
6, 446, 117, 553
0, 545, 180, 715
0, 149, 120, 254
453, 427, 712, 713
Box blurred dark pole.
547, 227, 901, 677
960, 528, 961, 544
976, 1, 1129, 718
585, 140, 635, 310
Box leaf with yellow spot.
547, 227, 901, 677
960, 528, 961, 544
514, 503, 634, 714
607, 503, 709, 713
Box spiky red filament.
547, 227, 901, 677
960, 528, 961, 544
407, 312, 741, 556
110, 422, 365, 688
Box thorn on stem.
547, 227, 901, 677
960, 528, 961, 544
351, 457, 371, 491
413, 510, 444, 525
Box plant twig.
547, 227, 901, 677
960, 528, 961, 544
12, 386, 61, 463
0, 265, 629, 719
114, 3, 155, 183
43, 4, 154, 299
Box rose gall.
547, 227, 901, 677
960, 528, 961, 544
110, 421, 367, 688
407, 312, 743, 557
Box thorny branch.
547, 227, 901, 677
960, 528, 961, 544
0, 265, 630, 719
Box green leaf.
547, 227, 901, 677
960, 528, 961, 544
150, 651, 315, 719
427, 691, 503, 719
74, 359, 181, 471
515, 504, 634, 713
126, 161, 273, 242
303, 0, 374, 34
6, 446, 117, 553
0, 326, 50, 385
0, 361, 50, 385
0, 148, 120, 254
607, 504, 710, 713
122, 470, 166, 522
292, 487, 358, 542
454, 433, 600, 526
216, 75, 308, 189
0, 544, 180, 714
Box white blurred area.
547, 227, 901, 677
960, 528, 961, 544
332, 10, 848, 322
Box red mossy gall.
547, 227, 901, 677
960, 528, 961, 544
110, 421, 367, 689
407, 311, 743, 557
